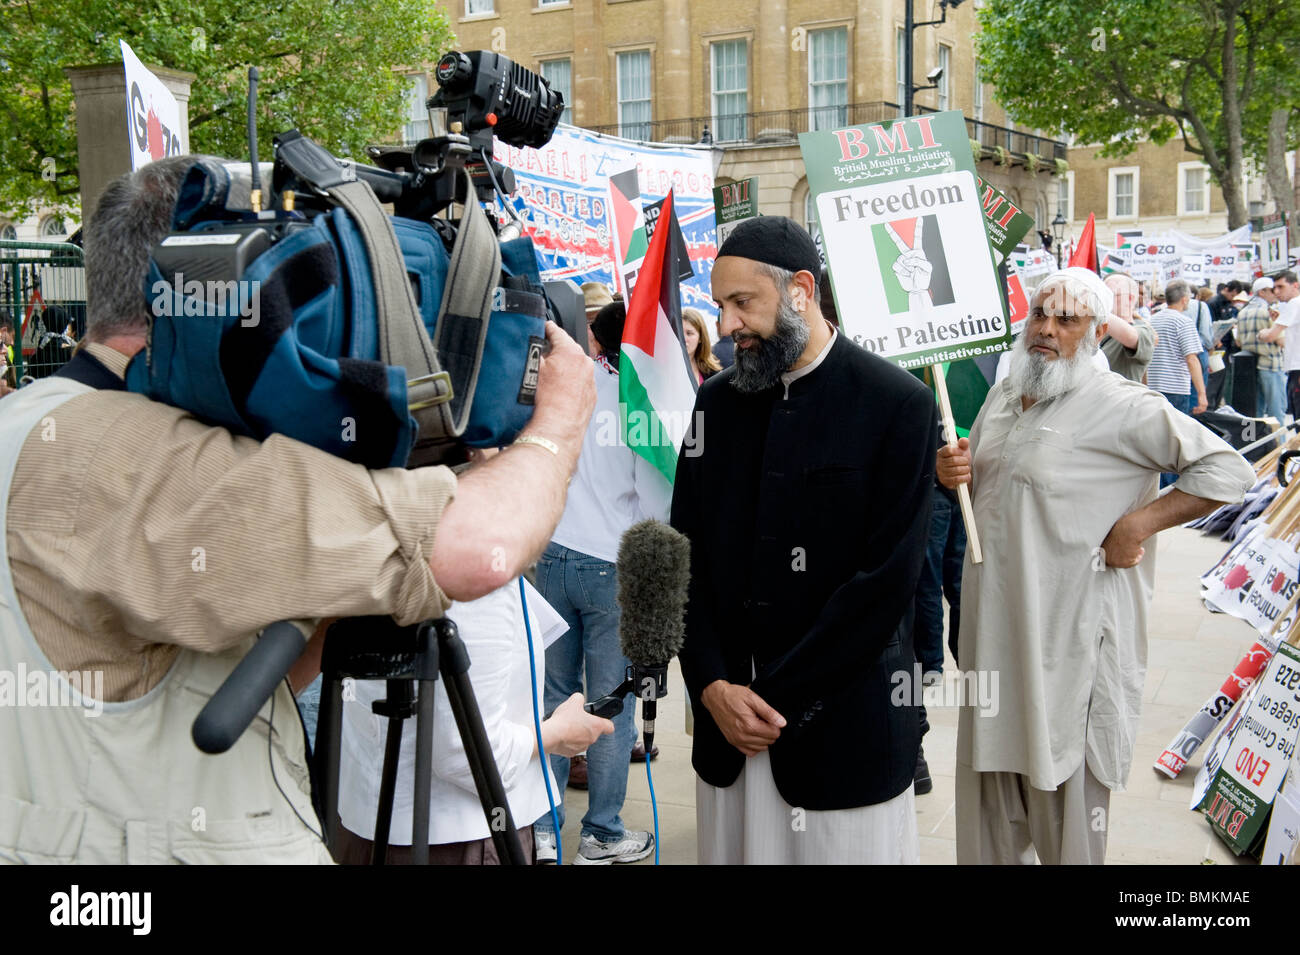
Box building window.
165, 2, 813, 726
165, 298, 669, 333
1108, 166, 1139, 220
403, 74, 430, 142
895, 28, 907, 117
40, 216, 66, 238
465, 0, 493, 14
808, 27, 848, 132
937, 44, 950, 111
711, 40, 748, 142
1179, 162, 1210, 216
973, 62, 983, 123
540, 58, 573, 125
1057, 170, 1074, 224
617, 50, 652, 141
537, 0, 567, 6
0, 223, 15, 241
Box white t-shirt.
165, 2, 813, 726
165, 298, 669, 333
1272, 298, 1300, 372
338, 579, 567, 845
550, 357, 673, 562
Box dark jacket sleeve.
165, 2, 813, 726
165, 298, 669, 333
749, 386, 937, 720
670, 394, 729, 702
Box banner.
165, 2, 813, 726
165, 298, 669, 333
120, 40, 184, 170
800, 111, 1010, 369
713, 176, 759, 245
492, 125, 718, 314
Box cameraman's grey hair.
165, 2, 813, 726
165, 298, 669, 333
754, 261, 821, 309
84, 155, 198, 342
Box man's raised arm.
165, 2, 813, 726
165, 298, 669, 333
430, 323, 595, 601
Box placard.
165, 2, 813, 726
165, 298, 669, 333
1262, 223, 1290, 274
120, 40, 185, 170
800, 111, 1011, 370
975, 176, 1035, 261
1203, 642, 1300, 855
1202, 534, 1300, 640
713, 176, 759, 245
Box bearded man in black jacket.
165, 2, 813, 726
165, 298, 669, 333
671, 216, 937, 864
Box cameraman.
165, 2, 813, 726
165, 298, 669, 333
0, 157, 595, 864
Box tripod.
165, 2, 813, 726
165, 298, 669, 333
312, 615, 528, 865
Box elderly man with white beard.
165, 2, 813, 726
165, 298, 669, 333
937, 267, 1255, 865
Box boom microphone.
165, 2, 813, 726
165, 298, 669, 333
583, 520, 689, 755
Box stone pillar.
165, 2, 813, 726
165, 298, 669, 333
571, 0, 604, 127
64, 62, 196, 224
662, 0, 693, 143
754, 0, 790, 141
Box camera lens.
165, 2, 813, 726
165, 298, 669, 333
435, 52, 473, 92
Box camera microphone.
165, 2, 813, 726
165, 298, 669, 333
584, 520, 690, 755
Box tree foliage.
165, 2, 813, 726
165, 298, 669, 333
975, 0, 1300, 227
0, 0, 456, 221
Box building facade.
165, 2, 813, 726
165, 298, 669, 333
437, 0, 1064, 243
1065, 138, 1271, 245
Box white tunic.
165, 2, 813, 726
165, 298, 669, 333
959, 365, 1255, 791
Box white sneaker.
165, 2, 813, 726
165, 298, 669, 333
534, 827, 557, 865
573, 830, 654, 865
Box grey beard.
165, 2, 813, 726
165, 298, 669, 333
1008, 331, 1098, 402
730, 296, 811, 394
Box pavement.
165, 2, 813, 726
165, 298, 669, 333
553, 523, 1258, 865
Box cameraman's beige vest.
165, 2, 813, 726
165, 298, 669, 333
0, 378, 332, 863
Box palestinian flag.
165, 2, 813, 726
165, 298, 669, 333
1069, 212, 1099, 274
620, 190, 696, 484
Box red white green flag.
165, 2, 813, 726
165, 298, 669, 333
620, 190, 696, 484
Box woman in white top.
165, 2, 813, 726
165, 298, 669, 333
335, 453, 612, 864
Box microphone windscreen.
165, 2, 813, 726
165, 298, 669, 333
617, 519, 690, 667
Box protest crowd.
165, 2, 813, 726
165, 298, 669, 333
3, 19, 1300, 883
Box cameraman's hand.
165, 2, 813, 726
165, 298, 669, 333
529, 322, 595, 453
540, 692, 614, 758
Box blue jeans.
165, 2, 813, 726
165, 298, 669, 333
1160, 392, 1192, 488
914, 492, 965, 672
1188, 351, 1208, 409
296, 673, 323, 753
1258, 368, 1287, 425
532, 542, 637, 842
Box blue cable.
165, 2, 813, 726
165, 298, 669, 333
645, 750, 661, 865
521, 575, 563, 865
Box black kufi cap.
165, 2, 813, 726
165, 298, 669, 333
717, 216, 821, 278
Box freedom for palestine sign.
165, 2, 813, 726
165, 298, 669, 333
800, 111, 1011, 370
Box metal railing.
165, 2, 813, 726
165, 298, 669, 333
1, 240, 86, 388
586, 101, 1068, 162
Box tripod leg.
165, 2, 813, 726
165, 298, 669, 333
372, 679, 410, 865
411, 677, 435, 865
434, 618, 528, 866
317, 673, 344, 859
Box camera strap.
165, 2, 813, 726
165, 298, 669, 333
326, 179, 458, 457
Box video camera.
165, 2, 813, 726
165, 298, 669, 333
133, 51, 586, 470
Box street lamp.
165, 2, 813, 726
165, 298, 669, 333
904, 0, 965, 117
1051, 212, 1067, 268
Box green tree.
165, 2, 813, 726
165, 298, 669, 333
975, 0, 1300, 228
0, 0, 456, 221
